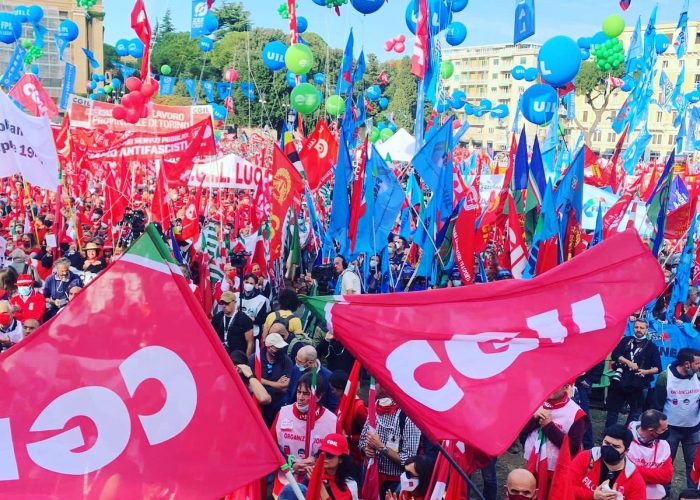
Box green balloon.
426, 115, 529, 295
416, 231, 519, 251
369, 128, 380, 143
285, 44, 315, 75
104, 84, 113, 94
602, 14, 625, 39
380, 128, 394, 142
440, 61, 454, 79
161, 64, 172, 75
325, 95, 345, 117
604, 62, 612, 71
21, 39, 32, 49
290, 83, 321, 114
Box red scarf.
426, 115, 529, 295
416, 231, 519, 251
376, 401, 399, 416
292, 403, 325, 421
543, 395, 569, 410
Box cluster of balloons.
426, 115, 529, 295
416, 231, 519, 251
368, 125, 395, 143
112, 77, 159, 123
445, 22, 467, 46
277, 2, 290, 19
85, 73, 121, 100
0, 4, 46, 45
406, 0, 468, 36
115, 38, 145, 58
349, 0, 385, 14
21, 40, 43, 65
592, 37, 625, 72
317, 0, 348, 9
463, 100, 509, 119
384, 35, 406, 54
511, 65, 539, 82
76, 0, 98, 7
366, 85, 390, 110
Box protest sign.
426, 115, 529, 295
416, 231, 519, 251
189, 153, 269, 190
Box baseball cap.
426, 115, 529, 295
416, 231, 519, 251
16, 274, 33, 287
265, 332, 288, 349
219, 291, 236, 304
319, 433, 349, 456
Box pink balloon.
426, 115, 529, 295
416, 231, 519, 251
140, 104, 150, 118
125, 76, 142, 92
140, 80, 158, 98
125, 107, 140, 124
111, 105, 126, 120
384, 40, 395, 52
394, 43, 405, 53
453, 119, 462, 129
225, 68, 238, 82
397, 34, 406, 43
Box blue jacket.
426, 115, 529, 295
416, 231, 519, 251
286, 363, 338, 413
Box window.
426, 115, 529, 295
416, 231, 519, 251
504, 73, 511, 79
454, 61, 461, 67
520, 56, 527, 64
493, 60, 499, 66
582, 111, 589, 122
488, 128, 495, 133
657, 112, 663, 121
491, 86, 497, 92
669, 135, 675, 145
695, 74, 700, 84
454, 75, 461, 82
662, 60, 669, 68
607, 132, 615, 142
492, 73, 498, 80
592, 130, 602, 141
696, 32, 700, 44
59, 10, 69, 17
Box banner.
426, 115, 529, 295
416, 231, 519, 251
514, 0, 535, 44
191, 0, 208, 38
0, 90, 60, 191
189, 153, 269, 189
217, 82, 232, 99
202, 80, 215, 103
0, 45, 26, 89
59, 63, 76, 111
159, 76, 176, 96
67, 94, 212, 133
184, 78, 197, 104
9, 74, 59, 119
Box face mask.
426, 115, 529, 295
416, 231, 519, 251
370, 260, 378, 268
296, 363, 307, 372
400, 472, 419, 492
18, 286, 31, 297
243, 283, 255, 292
600, 445, 623, 465
377, 397, 393, 407
452, 280, 462, 286
0, 312, 12, 328
347, 264, 356, 272
507, 495, 535, 500
657, 429, 670, 440
296, 402, 309, 413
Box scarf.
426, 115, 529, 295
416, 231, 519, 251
376, 400, 399, 416
543, 395, 569, 410
292, 403, 325, 421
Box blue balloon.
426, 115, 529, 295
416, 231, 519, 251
511, 65, 526, 80
30, 64, 39, 75
577, 37, 591, 49
91, 72, 100, 81
445, 22, 467, 46
621, 77, 633, 92
687, 91, 700, 104
366, 85, 382, 101
312, 0, 325, 4
490, 104, 509, 119
297, 16, 308, 33
388, 122, 397, 132
12, 6, 28, 23
524, 67, 539, 82
450, 0, 468, 12
199, 37, 214, 53
89, 81, 97, 90
128, 38, 144, 58
479, 98, 492, 111
203, 11, 219, 35
58, 19, 79, 42
463, 102, 475, 116
473, 108, 488, 118
89, 94, 96, 100
521, 83, 558, 125
350, 0, 385, 14
537, 36, 581, 87
27, 5, 43, 24
111, 78, 122, 89
213, 104, 228, 121
313, 72, 325, 85
451, 89, 466, 108
0, 13, 22, 44
591, 31, 610, 46
115, 38, 129, 57
286, 71, 307, 87
580, 48, 590, 61
406, 0, 450, 35
262, 40, 287, 71
655, 34, 670, 54
379, 97, 389, 109
436, 98, 450, 113
377, 122, 386, 131
405, 1, 418, 34
96, 88, 105, 95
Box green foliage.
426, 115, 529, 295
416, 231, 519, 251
103, 43, 118, 72
574, 60, 625, 99
151, 32, 219, 81
212, 1, 252, 34
381, 58, 418, 130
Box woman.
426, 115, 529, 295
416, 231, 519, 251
315, 433, 359, 500
82, 242, 106, 283
384, 456, 434, 500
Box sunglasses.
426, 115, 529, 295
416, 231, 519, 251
315, 451, 338, 459
218, 300, 232, 306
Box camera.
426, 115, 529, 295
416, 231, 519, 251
610, 362, 624, 383
229, 251, 250, 270
311, 264, 336, 295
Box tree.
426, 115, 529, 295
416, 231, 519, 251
151, 32, 219, 81
213, 1, 252, 34
382, 57, 419, 131
573, 60, 625, 144
103, 43, 118, 72
161, 9, 175, 34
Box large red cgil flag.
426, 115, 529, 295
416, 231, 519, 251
131, 0, 152, 79
302, 230, 664, 457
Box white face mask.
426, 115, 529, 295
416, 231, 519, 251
18, 286, 31, 297
400, 472, 419, 492
377, 397, 393, 407
296, 402, 308, 413
370, 260, 378, 268
243, 283, 255, 292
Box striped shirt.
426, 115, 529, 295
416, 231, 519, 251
359, 408, 421, 478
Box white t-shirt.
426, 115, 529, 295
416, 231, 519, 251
340, 270, 362, 295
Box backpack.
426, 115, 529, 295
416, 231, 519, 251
272, 311, 299, 332
397, 409, 439, 463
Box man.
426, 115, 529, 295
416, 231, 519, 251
521, 383, 589, 496
262, 289, 303, 338
569, 424, 646, 499
627, 409, 673, 499
359, 382, 422, 494
605, 319, 662, 429
653, 347, 700, 488
43, 258, 82, 321
7, 249, 40, 285
68, 286, 82, 302
0, 300, 22, 351
22, 318, 39, 337
248, 331, 293, 427
211, 291, 254, 356
504, 469, 537, 499
287, 345, 338, 412
10, 273, 45, 322
333, 255, 362, 295
238, 273, 270, 337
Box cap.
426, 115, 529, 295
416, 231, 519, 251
220, 291, 237, 304
16, 274, 33, 287
319, 433, 349, 456
10, 249, 26, 260
84, 242, 100, 251
265, 332, 288, 349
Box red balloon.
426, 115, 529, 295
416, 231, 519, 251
140, 104, 150, 118
125, 76, 142, 92
125, 107, 140, 123
111, 105, 127, 120
225, 69, 238, 83
384, 40, 395, 52
397, 34, 406, 43
453, 119, 462, 129
140, 81, 158, 98
394, 43, 405, 53
128, 90, 145, 107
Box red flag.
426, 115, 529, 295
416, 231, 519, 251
548, 435, 573, 500
0, 226, 282, 496
103, 162, 131, 228
602, 177, 642, 238
336, 360, 361, 434
225, 479, 264, 500
453, 200, 478, 284
609, 124, 629, 194
411, 0, 429, 78
348, 138, 368, 253
150, 167, 172, 232
9, 74, 59, 119
506, 194, 528, 278
179, 185, 202, 241
131, 0, 152, 79
306, 451, 326, 499
299, 119, 339, 190
665, 196, 696, 239
270, 146, 304, 261
361, 378, 380, 500
303, 230, 664, 457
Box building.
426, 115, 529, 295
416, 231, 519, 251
0, 0, 104, 102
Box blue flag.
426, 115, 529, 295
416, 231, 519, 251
514, 128, 529, 190
170, 230, 184, 264
621, 127, 652, 175
513, 0, 535, 44
626, 16, 643, 74
411, 116, 454, 191
217, 82, 232, 99
674, 0, 689, 59
555, 145, 584, 222
183, 79, 198, 104
328, 131, 352, 254
82, 48, 100, 69
672, 62, 686, 117
0, 45, 25, 88
160, 76, 177, 96
191, 0, 208, 38
528, 136, 546, 203
524, 181, 558, 278
59, 62, 76, 110
201, 81, 216, 102
354, 50, 366, 83
337, 30, 354, 96
406, 172, 423, 208
591, 202, 604, 247
542, 114, 558, 176
647, 150, 675, 256
668, 212, 697, 321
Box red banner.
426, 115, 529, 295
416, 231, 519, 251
299, 119, 338, 190
9, 74, 59, 119
270, 146, 303, 261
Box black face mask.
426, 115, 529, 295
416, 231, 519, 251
601, 445, 623, 465
657, 429, 670, 440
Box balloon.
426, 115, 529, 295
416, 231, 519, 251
104, 84, 113, 94
379, 96, 389, 109
262, 40, 287, 71
297, 16, 308, 33
140, 80, 159, 98
96, 88, 105, 95
655, 34, 670, 54
394, 42, 405, 53
30, 64, 39, 75
406, 0, 450, 35
445, 22, 467, 46
521, 83, 558, 125
463, 103, 475, 116
12, 6, 28, 23
377, 122, 386, 131
577, 37, 591, 49
125, 107, 140, 124
621, 78, 633, 92
160, 64, 172, 76
125, 76, 142, 92
511, 65, 526, 80
128, 38, 144, 58
380, 128, 394, 142
313, 72, 325, 85
436, 98, 450, 113
202, 11, 219, 34
388, 122, 397, 132
384, 40, 395, 52
285, 43, 314, 75
350, 0, 384, 14
524, 67, 539, 82
290, 83, 321, 114
111, 78, 122, 89
225, 68, 238, 82
88, 81, 97, 90
0, 14, 22, 44
312, 0, 325, 4
369, 128, 380, 143
490, 103, 509, 119
58, 19, 79, 42
27, 5, 43, 24
366, 85, 382, 101
602, 14, 625, 38
451, 90, 466, 108
591, 31, 610, 46
20, 38, 31, 49
537, 36, 581, 87
112, 105, 127, 120
440, 60, 454, 79
199, 37, 214, 53
450, 0, 468, 12
397, 34, 406, 43
687, 91, 700, 104
581, 48, 590, 61
115, 39, 129, 57
326, 95, 345, 116
479, 98, 492, 111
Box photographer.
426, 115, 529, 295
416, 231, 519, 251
229, 350, 271, 406
604, 318, 661, 430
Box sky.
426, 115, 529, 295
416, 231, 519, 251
102, 0, 693, 61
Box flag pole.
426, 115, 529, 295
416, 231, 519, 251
435, 441, 486, 500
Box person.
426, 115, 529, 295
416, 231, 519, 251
329, 370, 368, 465
679, 490, 700, 499
272, 371, 338, 496
0, 300, 22, 351
10, 273, 45, 323
81, 241, 106, 281
334, 256, 362, 295
43, 258, 82, 321
262, 288, 304, 339
652, 347, 700, 488
21, 318, 40, 337
68, 286, 82, 302
211, 291, 254, 356
7, 248, 40, 285
569, 424, 647, 499
360, 383, 422, 495
504, 468, 537, 499
248, 331, 293, 427
521, 383, 588, 495
316, 433, 359, 500
287, 345, 338, 412
605, 319, 661, 429
317, 329, 355, 374
238, 273, 270, 337
384, 455, 434, 500
626, 409, 673, 499
229, 350, 271, 406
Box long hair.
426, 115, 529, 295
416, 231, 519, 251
330, 453, 357, 492
405, 455, 435, 497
